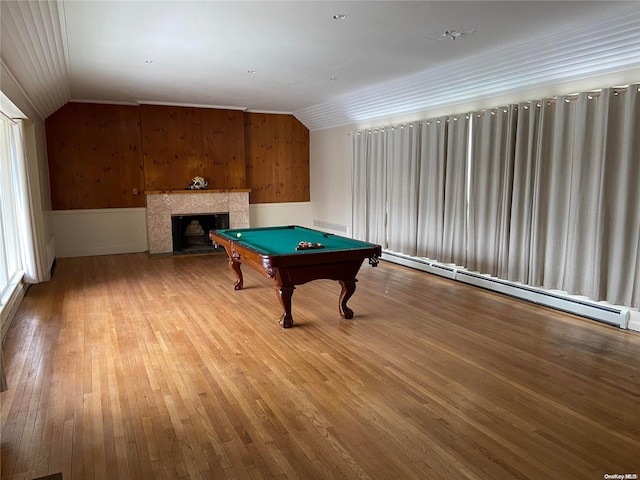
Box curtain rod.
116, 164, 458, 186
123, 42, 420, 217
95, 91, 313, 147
0, 109, 18, 125
348, 82, 639, 136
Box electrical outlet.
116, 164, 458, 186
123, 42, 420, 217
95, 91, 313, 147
132, 188, 138, 195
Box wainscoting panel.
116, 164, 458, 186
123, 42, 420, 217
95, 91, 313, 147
52, 208, 148, 258
52, 203, 314, 258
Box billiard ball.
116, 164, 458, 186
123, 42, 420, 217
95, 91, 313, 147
236, 233, 242, 238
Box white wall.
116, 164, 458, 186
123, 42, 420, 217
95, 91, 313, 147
52, 208, 148, 258
249, 202, 312, 229
309, 125, 354, 236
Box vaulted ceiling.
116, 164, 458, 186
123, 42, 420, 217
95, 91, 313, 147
2, 1, 640, 130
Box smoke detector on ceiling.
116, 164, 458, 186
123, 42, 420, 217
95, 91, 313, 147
428, 29, 476, 41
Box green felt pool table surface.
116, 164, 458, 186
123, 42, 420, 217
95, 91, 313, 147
212, 225, 375, 255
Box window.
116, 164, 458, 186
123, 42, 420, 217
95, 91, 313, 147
0, 107, 24, 305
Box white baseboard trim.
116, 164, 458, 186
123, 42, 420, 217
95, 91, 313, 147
382, 250, 633, 330
55, 242, 148, 258
1, 280, 27, 343
627, 311, 640, 333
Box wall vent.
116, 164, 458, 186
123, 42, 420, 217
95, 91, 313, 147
313, 220, 349, 234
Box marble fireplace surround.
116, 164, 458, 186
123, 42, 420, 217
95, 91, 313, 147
145, 190, 250, 255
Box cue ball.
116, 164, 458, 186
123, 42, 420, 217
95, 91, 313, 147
236, 233, 242, 238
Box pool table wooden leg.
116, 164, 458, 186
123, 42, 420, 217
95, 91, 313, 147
229, 259, 243, 290
339, 279, 357, 319
276, 285, 295, 328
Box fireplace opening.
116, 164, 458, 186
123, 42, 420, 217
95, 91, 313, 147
171, 213, 229, 254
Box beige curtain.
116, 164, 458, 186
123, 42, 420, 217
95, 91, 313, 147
509, 85, 640, 306
440, 115, 469, 265
351, 83, 640, 308
386, 123, 420, 255
467, 106, 517, 278
507, 101, 543, 283
352, 129, 387, 247
416, 118, 447, 259
589, 86, 640, 307
12, 120, 47, 283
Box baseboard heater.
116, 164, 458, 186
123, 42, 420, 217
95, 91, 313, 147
381, 250, 630, 329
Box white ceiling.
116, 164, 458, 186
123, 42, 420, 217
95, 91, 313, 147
2, 1, 640, 130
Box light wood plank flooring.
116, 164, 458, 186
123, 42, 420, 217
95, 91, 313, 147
1, 253, 639, 479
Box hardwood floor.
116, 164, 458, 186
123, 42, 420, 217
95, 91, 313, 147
1, 253, 639, 479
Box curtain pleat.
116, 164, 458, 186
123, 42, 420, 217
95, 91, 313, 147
351, 132, 368, 242
367, 131, 388, 247
467, 107, 517, 277
386, 124, 420, 255
531, 98, 575, 288
577, 86, 640, 306
441, 116, 469, 265
417, 119, 447, 259
11, 120, 45, 283
507, 103, 541, 284
563, 92, 610, 297
352, 130, 387, 247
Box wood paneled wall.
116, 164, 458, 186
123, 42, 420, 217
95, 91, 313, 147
46, 103, 310, 209
45, 103, 145, 209
244, 113, 310, 204
140, 105, 246, 191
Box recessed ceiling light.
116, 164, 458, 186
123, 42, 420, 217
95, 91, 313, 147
332, 14, 346, 20
330, 77, 338, 81
145, 60, 155, 64
247, 70, 257, 74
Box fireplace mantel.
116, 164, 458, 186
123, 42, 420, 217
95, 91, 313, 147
144, 189, 251, 195
146, 190, 250, 255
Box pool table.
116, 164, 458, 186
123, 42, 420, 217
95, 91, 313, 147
209, 225, 382, 328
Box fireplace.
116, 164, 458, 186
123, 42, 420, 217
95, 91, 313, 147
145, 190, 250, 255
171, 213, 229, 253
